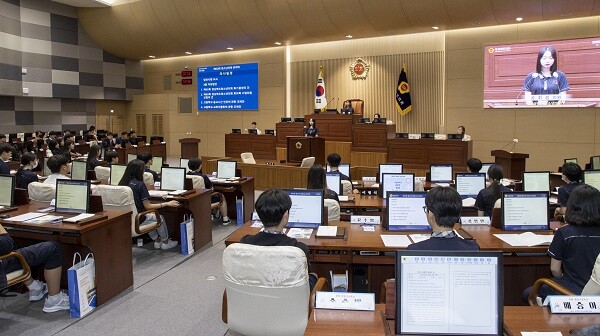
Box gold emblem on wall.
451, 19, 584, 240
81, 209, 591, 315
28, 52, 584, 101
349, 58, 370, 80
295, 142, 302, 149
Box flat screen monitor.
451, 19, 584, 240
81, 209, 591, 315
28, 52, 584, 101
430, 164, 453, 183
325, 172, 342, 195
502, 191, 549, 231
591, 156, 600, 170
523, 171, 550, 192
43, 159, 52, 176
480, 163, 493, 177
265, 129, 275, 135
0, 175, 15, 207
386, 192, 429, 231
584, 170, 600, 190
55, 179, 90, 214
283, 189, 324, 229
127, 154, 137, 163
326, 163, 350, 179
149, 156, 163, 174
378, 164, 403, 182
395, 250, 503, 336
217, 160, 237, 179
71, 160, 88, 180
231, 128, 241, 134
564, 158, 578, 164
381, 173, 415, 198
180, 158, 190, 173
248, 129, 257, 135
373, 117, 387, 124
455, 173, 486, 198
109, 164, 127, 186
160, 167, 186, 191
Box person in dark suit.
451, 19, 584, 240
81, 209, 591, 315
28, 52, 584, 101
0, 144, 13, 174
102, 132, 117, 149
115, 132, 129, 148
128, 130, 139, 146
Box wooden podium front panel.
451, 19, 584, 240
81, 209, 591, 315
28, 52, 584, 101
304, 113, 353, 142
225, 134, 276, 160
287, 137, 311, 163
352, 124, 396, 152
387, 139, 471, 171
276, 122, 304, 147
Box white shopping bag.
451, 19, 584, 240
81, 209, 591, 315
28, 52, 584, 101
67, 253, 96, 318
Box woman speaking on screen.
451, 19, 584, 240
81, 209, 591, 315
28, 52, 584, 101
523, 46, 570, 105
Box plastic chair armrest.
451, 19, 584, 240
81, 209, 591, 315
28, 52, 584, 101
527, 278, 575, 306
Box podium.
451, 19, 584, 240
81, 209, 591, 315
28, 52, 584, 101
491, 150, 529, 181
179, 138, 201, 159
287, 136, 325, 165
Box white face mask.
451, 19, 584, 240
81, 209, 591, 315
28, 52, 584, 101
32, 160, 38, 169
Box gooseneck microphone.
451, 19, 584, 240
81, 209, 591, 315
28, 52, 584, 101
500, 139, 519, 151
515, 73, 538, 105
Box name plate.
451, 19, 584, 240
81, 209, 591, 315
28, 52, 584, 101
314, 292, 375, 311
408, 133, 421, 139
362, 176, 376, 182
546, 296, 600, 314
351, 215, 381, 225
461, 217, 491, 225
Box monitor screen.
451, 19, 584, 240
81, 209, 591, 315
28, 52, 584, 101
591, 156, 600, 170
71, 160, 88, 180
430, 164, 453, 183
480, 163, 493, 177
326, 164, 350, 179
381, 173, 415, 198
283, 189, 323, 229
564, 158, 578, 164
217, 160, 237, 179
378, 164, 403, 182
160, 167, 186, 191
0, 175, 15, 207
109, 164, 127, 186
325, 172, 342, 195
180, 158, 190, 173
55, 179, 90, 214
395, 250, 503, 336
386, 192, 429, 231
127, 154, 137, 163
584, 170, 600, 190
248, 129, 257, 135
149, 156, 163, 174
502, 192, 549, 231
523, 171, 550, 192
455, 173, 486, 198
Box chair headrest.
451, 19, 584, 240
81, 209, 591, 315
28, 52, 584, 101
91, 185, 134, 206
28, 182, 55, 202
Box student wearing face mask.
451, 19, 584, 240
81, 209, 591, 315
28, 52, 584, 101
15, 152, 39, 189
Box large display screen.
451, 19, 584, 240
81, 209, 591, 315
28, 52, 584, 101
197, 63, 259, 111
483, 37, 600, 108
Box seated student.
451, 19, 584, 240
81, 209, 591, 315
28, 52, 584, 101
103, 151, 119, 166
187, 158, 231, 225
115, 132, 129, 148
408, 187, 479, 251
0, 143, 12, 174
307, 164, 339, 202
0, 223, 70, 312
475, 164, 511, 217
0, 134, 6, 144
466, 157, 483, 173
86, 144, 102, 171
340, 100, 354, 115
524, 185, 600, 300
326, 153, 350, 182
43, 155, 70, 185
102, 132, 117, 149
15, 153, 39, 189
85, 126, 97, 142
137, 152, 159, 182
240, 189, 318, 290
46, 140, 61, 157
128, 130, 139, 146
554, 162, 585, 220
62, 140, 81, 162
119, 159, 179, 250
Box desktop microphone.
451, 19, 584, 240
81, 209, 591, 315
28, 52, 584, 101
499, 138, 519, 151
515, 73, 538, 105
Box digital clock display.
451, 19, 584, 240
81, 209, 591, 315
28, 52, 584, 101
181, 78, 193, 85
181, 71, 193, 77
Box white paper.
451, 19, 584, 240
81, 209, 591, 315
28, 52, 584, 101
287, 228, 313, 239
362, 225, 376, 232
63, 213, 95, 223
380, 234, 411, 247
250, 221, 263, 228
167, 190, 187, 195
521, 332, 562, 336
4, 212, 46, 222
148, 190, 168, 198
316, 226, 338, 237
409, 234, 430, 243
494, 232, 553, 247
462, 197, 476, 207
24, 215, 64, 224
338, 196, 349, 202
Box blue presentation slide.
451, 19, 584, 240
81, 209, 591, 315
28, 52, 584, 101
197, 63, 259, 110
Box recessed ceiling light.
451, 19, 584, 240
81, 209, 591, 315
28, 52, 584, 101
274, 42, 282, 45
345, 35, 353, 38
516, 17, 523, 22
148, 55, 155, 59
432, 26, 439, 30
185, 51, 192, 55
226, 47, 234, 50
561, 13, 572, 17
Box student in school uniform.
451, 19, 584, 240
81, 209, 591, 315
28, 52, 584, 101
0, 143, 12, 175
115, 132, 129, 148
137, 152, 159, 182
475, 164, 511, 217
554, 162, 585, 220
43, 155, 70, 185
466, 157, 483, 173
119, 159, 179, 250
103, 151, 119, 166
326, 153, 350, 182
128, 130, 139, 146
408, 186, 480, 251
307, 164, 339, 202
86, 145, 102, 171
61, 140, 81, 162
102, 132, 117, 149
15, 152, 39, 189
187, 158, 230, 225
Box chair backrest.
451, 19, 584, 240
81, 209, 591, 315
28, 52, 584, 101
324, 198, 340, 222
91, 185, 140, 237
188, 175, 206, 190
28, 182, 55, 202
300, 157, 315, 168
94, 166, 110, 181
143, 171, 154, 185
240, 152, 256, 164
341, 180, 352, 195
415, 179, 425, 192
349, 99, 364, 116
223, 243, 309, 336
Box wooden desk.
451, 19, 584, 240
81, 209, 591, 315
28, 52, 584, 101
352, 123, 396, 153
305, 304, 388, 336
304, 113, 354, 142
276, 122, 305, 147
212, 177, 255, 223
503, 306, 600, 335
387, 138, 472, 171
114, 143, 167, 163
224, 134, 277, 160
1, 204, 133, 305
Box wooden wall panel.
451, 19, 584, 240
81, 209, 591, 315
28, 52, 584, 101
350, 152, 388, 167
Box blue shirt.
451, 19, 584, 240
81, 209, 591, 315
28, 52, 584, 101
129, 178, 150, 220
407, 235, 480, 251
557, 181, 585, 207
523, 71, 570, 96
0, 160, 9, 175
474, 184, 512, 217
17, 169, 38, 189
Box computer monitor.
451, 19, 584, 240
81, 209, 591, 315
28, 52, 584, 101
283, 189, 324, 228
584, 170, 600, 190
381, 173, 415, 198
523, 171, 550, 192
265, 129, 275, 135
180, 158, 190, 173
372, 117, 387, 124
71, 160, 88, 180
160, 167, 186, 191
480, 163, 493, 176
0, 175, 15, 207
109, 164, 127, 186
217, 160, 237, 179
564, 158, 578, 164
430, 164, 453, 183
280, 117, 292, 122
55, 179, 90, 214
385, 192, 429, 231
395, 250, 503, 336
501, 192, 549, 231
326, 163, 350, 179
455, 173, 486, 198
149, 156, 163, 174
378, 164, 403, 182
231, 128, 241, 134
248, 129, 258, 135
591, 156, 600, 170
127, 154, 137, 163
325, 172, 342, 195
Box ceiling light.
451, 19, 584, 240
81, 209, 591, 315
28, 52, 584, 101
432, 26, 439, 30
561, 13, 572, 17
274, 42, 282, 45
345, 35, 353, 38
516, 17, 523, 22
226, 47, 234, 50
148, 55, 155, 59
185, 51, 192, 55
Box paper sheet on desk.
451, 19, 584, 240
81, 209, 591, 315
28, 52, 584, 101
462, 197, 476, 207
409, 234, 430, 243
494, 232, 553, 247
63, 213, 95, 223
148, 190, 168, 197
287, 228, 313, 239
316, 226, 338, 237
380, 235, 411, 247
521, 332, 562, 336
4, 212, 46, 222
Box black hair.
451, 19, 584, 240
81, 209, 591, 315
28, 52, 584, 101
308, 118, 316, 127
0, 143, 12, 154
89, 126, 96, 131
307, 164, 326, 190
188, 157, 201, 172
458, 125, 466, 134
119, 159, 145, 186
137, 152, 153, 164
327, 153, 342, 167
467, 158, 482, 173
255, 189, 292, 227
536, 46, 558, 74
425, 186, 462, 228
562, 162, 582, 182
572, 324, 600, 336
15, 152, 37, 188
374, 113, 381, 119
36, 139, 44, 151
121, 132, 128, 136
564, 185, 600, 227
251, 122, 257, 126
487, 164, 504, 202
87, 144, 101, 169
0, 134, 6, 140
107, 132, 113, 137
104, 151, 118, 164
46, 154, 68, 174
